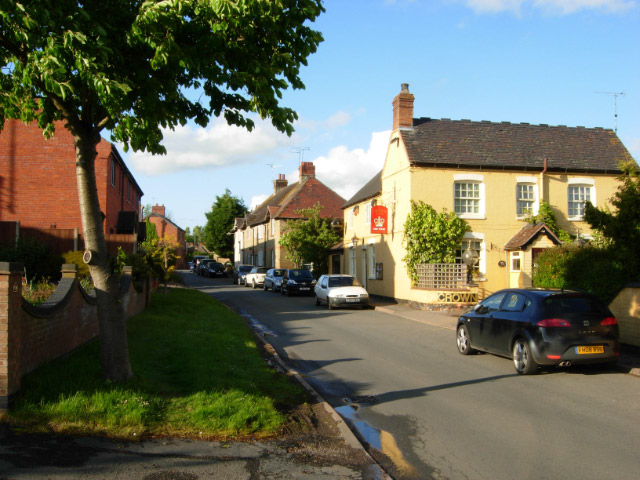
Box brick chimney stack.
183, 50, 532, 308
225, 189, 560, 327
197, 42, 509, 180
151, 204, 166, 216
392, 83, 414, 131
274, 173, 288, 193
299, 161, 315, 180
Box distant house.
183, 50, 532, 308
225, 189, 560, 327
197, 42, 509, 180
233, 161, 345, 269
0, 118, 143, 236
343, 84, 634, 303
145, 204, 187, 269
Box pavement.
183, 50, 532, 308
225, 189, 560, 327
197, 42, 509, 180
370, 297, 640, 378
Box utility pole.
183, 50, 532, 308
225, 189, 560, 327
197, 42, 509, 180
595, 91, 625, 133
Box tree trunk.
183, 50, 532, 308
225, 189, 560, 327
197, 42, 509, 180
74, 131, 133, 382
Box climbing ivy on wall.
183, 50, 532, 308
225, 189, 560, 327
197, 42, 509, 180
402, 201, 469, 285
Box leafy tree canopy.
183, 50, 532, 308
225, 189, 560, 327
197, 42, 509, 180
585, 160, 640, 274
279, 203, 341, 276
204, 189, 247, 259
0, 0, 324, 382
402, 201, 469, 284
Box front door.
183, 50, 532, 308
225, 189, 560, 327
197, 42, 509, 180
361, 249, 367, 290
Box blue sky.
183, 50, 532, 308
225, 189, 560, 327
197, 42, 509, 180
121, 0, 640, 231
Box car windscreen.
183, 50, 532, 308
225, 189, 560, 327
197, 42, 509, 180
542, 295, 609, 316
290, 270, 313, 280
328, 277, 359, 287
273, 269, 286, 276
256, 268, 267, 273
239, 266, 253, 273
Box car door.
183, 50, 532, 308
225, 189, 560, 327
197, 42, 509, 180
466, 292, 507, 351
489, 292, 529, 355
315, 275, 328, 302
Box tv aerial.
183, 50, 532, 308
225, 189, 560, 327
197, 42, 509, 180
594, 91, 625, 133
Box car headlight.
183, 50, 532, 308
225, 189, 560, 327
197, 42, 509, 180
288, 279, 297, 284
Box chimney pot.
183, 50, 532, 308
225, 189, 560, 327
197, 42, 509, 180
274, 174, 288, 193
299, 161, 315, 180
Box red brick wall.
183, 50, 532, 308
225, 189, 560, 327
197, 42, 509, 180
0, 119, 141, 234
147, 215, 187, 268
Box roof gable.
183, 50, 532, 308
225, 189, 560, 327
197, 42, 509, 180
245, 176, 345, 227
401, 118, 632, 173
504, 223, 562, 250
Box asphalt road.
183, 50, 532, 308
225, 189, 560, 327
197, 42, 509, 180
187, 272, 640, 480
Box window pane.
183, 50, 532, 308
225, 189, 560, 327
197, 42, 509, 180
516, 184, 534, 216
454, 182, 480, 214
568, 185, 591, 217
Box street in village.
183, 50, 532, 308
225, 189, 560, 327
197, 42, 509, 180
185, 272, 640, 480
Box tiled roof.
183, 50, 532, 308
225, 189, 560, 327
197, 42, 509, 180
343, 170, 382, 209
504, 223, 562, 250
244, 177, 345, 227
401, 118, 632, 173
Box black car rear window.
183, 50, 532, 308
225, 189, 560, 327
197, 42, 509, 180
239, 266, 253, 273
543, 295, 609, 316
290, 270, 313, 280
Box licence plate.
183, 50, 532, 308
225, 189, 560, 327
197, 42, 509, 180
299, 287, 310, 291
346, 298, 359, 303
576, 346, 604, 354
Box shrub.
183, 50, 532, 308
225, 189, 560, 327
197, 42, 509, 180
533, 244, 627, 303
22, 277, 57, 305
61, 250, 91, 279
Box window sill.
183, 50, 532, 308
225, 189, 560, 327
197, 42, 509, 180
457, 214, 486, 220
568, 216, 585, 222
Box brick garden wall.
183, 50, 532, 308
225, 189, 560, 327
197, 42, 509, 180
0, 262, 150, 411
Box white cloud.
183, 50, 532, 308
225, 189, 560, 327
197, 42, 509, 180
460, 0, 635, 14
249, 193, 270, 211
128, 117, 295, 175
310, 130, 391, 201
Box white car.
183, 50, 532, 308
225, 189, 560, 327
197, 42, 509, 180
245, 267, 268, 289
314, 274, 369, 309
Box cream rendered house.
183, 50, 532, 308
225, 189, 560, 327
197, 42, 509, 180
343, 84, 634, 304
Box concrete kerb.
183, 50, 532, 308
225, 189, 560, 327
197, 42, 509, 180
220, 302, 394, 480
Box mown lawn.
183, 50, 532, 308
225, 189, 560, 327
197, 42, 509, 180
5, 288, 307, 439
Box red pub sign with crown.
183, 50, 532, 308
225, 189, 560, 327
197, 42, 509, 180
371, 205, 388, 234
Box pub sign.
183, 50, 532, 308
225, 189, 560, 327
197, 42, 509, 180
371, 205, 388, 234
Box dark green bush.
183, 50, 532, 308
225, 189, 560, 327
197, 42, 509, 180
0, 237, 62, 282
533, 244, 627, 303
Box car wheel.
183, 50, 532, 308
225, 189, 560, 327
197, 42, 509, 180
281, 286, 285, 295
263, 283, 268, 291
456, 325, 474, 355
315, 295, 321, 306
327, 298, 334, 310
513, 338, 537, 375
252, 280, 257, 289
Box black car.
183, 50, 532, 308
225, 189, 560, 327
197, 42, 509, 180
197, 259, 214, 276
232, 264, 255, 285
206, 262, 225, 278
456, 288, 619, 375
281, 269, 316, 296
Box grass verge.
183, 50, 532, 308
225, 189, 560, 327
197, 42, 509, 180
5, 288, 307, 440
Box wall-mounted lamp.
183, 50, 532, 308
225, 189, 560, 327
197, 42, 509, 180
351, 235, 359, 248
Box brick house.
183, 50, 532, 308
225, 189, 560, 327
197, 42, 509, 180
233, 161, 345, 269
0, 118, 143, 236
343, 84, 634, 303
145, 204, 187, 269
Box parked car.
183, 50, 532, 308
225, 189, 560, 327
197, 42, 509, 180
198, 259, 214, 276
314, 274, 369, 310
206, 261, 225, 278
245, 267, 268, 288
456, 288, 619, 375
191, 255, 209, 272
232, 264, 255, 285
281, 269, 316, 296
264, 268, 287, 292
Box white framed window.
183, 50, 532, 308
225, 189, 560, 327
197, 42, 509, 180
257, 250, 264, 267
455, 232, 486, 279
366, 203, 371, 226
367, 243, 376, 280
511, 251, 521, 272
257, 224, 264, 240
453, 174, 485, 219
568, 178, 595, 220
515, 177, 538, 218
